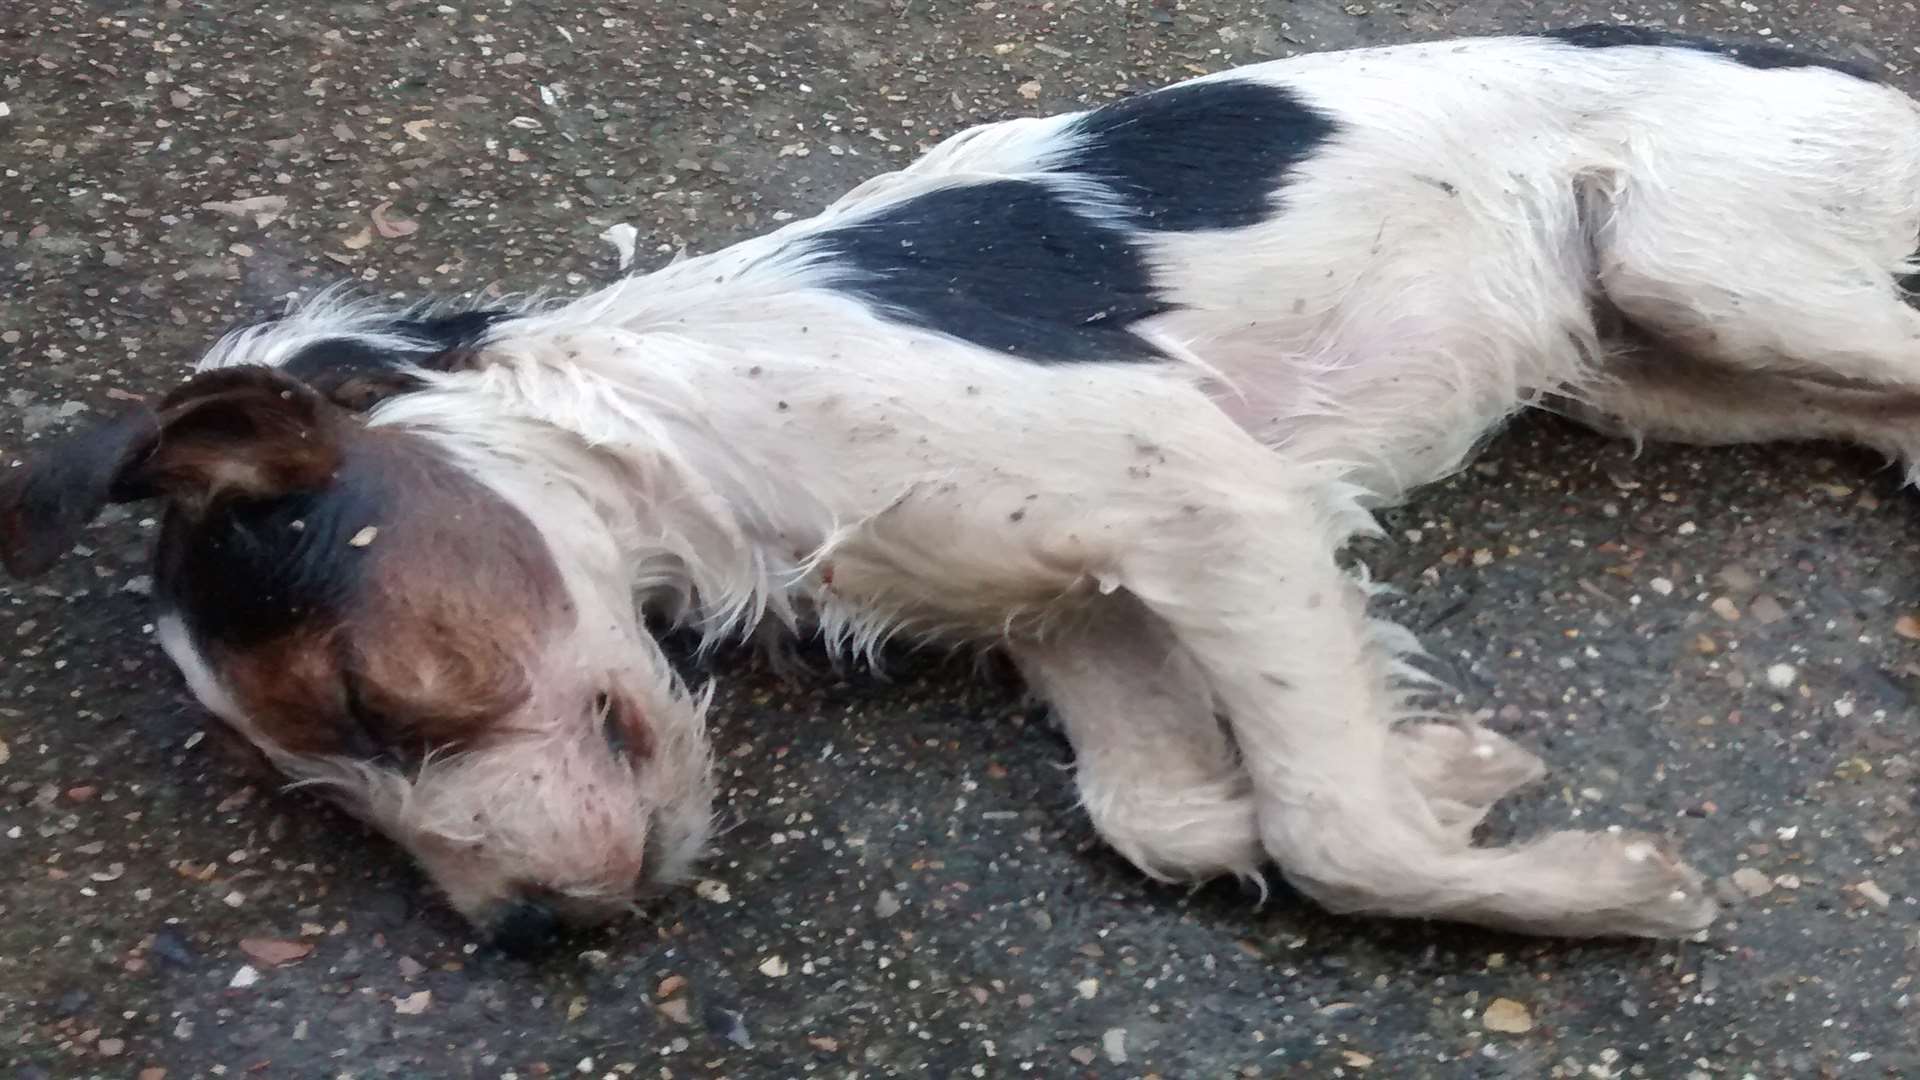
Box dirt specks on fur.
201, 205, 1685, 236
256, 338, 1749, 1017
3, 0, 1918, 1075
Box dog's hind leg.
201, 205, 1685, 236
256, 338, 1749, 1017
1009, 591, 1262, 883
1557, 349, 1920, 485
1589, 85, 1920, 392
1110, 450, 1717, 938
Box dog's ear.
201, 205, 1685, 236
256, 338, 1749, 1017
131, 366, 341, 504
0, 406, 163, 578
0, 366, 341, 579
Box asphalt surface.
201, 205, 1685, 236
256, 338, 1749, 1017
3, 1, 1919, 1077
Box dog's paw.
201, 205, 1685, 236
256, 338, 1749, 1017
1392, 720, 1547, 833
1519, 828, 1719, 939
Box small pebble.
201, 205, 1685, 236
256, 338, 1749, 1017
1482, 998, 1533, 1034
600, 223, 639, 269
1730, 868, 1773, 898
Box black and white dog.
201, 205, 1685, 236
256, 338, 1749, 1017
5, 27, 1918, 950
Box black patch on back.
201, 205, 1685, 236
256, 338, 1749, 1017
281, 308, 513, 410
1538, 25, 1880, 82
806, 179, 1174, 363
155, 446, 387, 648
1058, 80, 1339, 232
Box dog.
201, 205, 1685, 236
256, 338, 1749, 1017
4, 26, 1917, 954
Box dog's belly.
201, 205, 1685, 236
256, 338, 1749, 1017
1164, 307, 1557, 501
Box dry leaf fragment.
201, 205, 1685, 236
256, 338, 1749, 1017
370, 202, 418, 239
239, 938, 313, 967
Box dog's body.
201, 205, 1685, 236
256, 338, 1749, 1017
6, 29, 1919, 948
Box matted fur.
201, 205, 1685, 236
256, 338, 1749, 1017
21, 30, 1920, 942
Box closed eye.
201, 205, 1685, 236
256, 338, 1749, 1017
342, 674, 430, 769
597, 691, 648, 762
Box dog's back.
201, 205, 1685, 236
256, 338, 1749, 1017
799, 31, 1920, 492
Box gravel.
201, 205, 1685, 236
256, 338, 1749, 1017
3, 0, 1917, 1076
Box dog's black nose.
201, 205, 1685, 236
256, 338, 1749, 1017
491, 897, 562, 958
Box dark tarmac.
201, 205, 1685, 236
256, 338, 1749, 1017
3, 1, 1918, 1076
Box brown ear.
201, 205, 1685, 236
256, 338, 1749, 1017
0, 407, 163, 578
134, 366, 342, 504
0, 366, 342, 579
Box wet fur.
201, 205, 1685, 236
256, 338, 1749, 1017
7, 28, 1920, 941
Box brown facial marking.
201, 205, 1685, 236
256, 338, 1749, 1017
180, 425, 577, 766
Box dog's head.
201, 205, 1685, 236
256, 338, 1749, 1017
2, 354, 713, 954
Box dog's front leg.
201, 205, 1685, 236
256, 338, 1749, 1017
1008, 591, 1262, 884
1107, 450, 1719, 939
795, 369, 1713, 937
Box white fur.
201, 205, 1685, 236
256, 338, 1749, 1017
187, 33, 1920, 938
